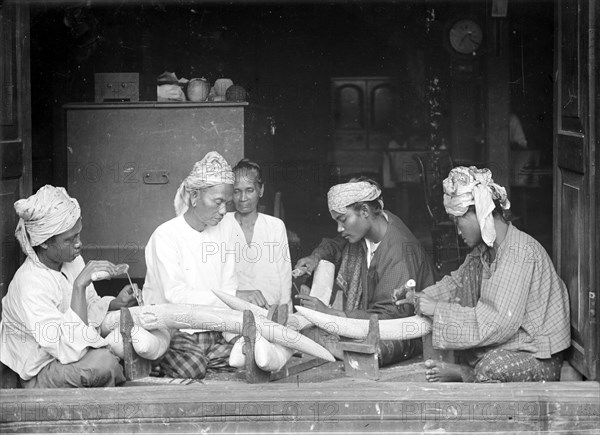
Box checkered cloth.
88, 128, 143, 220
423, 224, 571, 359
157, 331, 235, 379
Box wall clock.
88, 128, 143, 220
448, 19, 483, 55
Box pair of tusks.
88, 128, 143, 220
213, 290, 432, 341
213, 261, 432, 342
295, 306, 432, 341
229, 329, 294, 372
218, 260, 337, 371
100, 304, 335, 362
213, 259, 336, 332
104, 327, 171, 361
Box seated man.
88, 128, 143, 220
396, 166, 570, 382
143, 151, 268, 379
295, 177, 436, 365
0, 185, 137, 388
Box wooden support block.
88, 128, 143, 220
242, 310, 271, 384
120, 307, 151, 381
339, 314, 380, 380
274, 304, 289, 326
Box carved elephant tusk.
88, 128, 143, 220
295, 306, 432, 341
100, 304, 335, 362
212, 289, 313, 331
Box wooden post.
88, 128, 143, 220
120, 307, 151, 381
242, 310, 271, 384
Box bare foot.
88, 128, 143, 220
424, 359, 473, 382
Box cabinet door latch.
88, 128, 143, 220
143, 170, 169, 185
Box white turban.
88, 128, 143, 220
174, 151, 234, 216
14, 185, 81, 258
443, 166, 510, 247
327, 181, 383, 214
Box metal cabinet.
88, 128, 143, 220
65, 102, 273, 278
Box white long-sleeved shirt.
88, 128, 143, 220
222, 212, 292, 310
143, 215, 238, 337
0, 256, 113, 380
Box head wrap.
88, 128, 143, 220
174, 151, 234, 216
327, 181, 383, 214
443, 166, 510, 247
14, 185, 81, 259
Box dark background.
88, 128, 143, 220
27, 0, 554, 279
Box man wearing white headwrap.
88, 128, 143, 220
143, 151, 266, 379
442, 166, 511, 247
295, 177, 435, 365
0, 185, 137, 388
394, 166, 570, 383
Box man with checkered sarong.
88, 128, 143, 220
394, 166, 570, 382
143, 152, 270, 379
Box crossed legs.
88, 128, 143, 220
424, 348, 563, 383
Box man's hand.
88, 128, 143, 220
392, 279, 417, 307
109, 284, 139, 311
295, 294, 345, 317
74, 260, 126, 290
414, 293, 437, 318
236, 289, 269, 309
293, 255, 319, 277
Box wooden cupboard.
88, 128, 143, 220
65, 102, 273, 279
330, 77, 395, 177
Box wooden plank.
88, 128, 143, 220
2, 382, 597, 433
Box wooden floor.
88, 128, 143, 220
1, 357, 598, 434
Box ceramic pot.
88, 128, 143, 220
214, 78, 234, 97
187, 78, 211, 102
226, 85, 247, 102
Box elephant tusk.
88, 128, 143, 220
212, 290, 313, 331
100, 304, 335, 362
295, 306, 432, 341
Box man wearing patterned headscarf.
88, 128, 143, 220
395, 166, 570, 383
1, 185, 137, 388
295, 177, 435, 366
144, 151, 265, 379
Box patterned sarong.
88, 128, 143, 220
462, 348, 564, 382
157, 331, 235, 379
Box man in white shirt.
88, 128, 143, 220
143, 151, 267, 379
0, 185, 137, 388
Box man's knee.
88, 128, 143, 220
81, 348, 125, 387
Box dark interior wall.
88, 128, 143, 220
28, 1, 554, 222
508, 0, 554, 164
29, 2, 447, 188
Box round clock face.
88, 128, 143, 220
449, 19, 483, 54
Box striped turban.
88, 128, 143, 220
14, 185, 81, 259
174, 151, 234, 216
443, 166, 510, 247
327, 181, 383, 214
